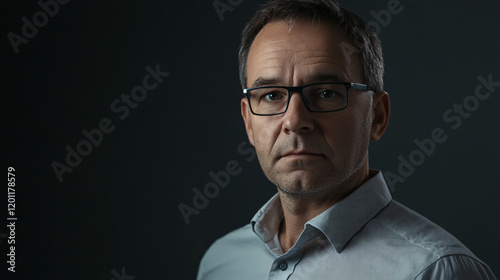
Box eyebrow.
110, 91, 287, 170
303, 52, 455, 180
249, 72, 348, 88
251, 77, 282, 88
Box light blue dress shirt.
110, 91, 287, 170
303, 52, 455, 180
197, 171, 496, 280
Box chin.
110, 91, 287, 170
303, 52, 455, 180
272, 172, 335, 195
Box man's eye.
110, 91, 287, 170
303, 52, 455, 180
264, 92, 284, 102
319, 90, 338, 99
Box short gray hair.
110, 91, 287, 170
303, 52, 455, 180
238, 0, 384, 92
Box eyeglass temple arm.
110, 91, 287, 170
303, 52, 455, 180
350, 83, 371, 91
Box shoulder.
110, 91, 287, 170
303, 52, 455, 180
371, 200, 495, 279
197, 223, 272, 280
200, 223, 255, 263
205, 223, 257, 254
414, 254, 497, 280
376, 200, 473, 257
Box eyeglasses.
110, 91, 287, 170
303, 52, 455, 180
242, 82, 371, 116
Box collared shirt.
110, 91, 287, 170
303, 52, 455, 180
197, 171, 496, 280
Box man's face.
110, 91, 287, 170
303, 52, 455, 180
241, 20, 381, 196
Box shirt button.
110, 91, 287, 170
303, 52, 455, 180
279, 262, 288, 271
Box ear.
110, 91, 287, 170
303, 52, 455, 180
241, 98, 255, 146
370, 91, 390, 141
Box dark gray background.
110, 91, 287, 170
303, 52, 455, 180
1, 0, 499, 279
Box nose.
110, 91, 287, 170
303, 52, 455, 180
282, 91, 314, 134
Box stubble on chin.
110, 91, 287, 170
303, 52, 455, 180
273, 168, 348, 197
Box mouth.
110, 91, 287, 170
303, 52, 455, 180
281, 151, 323, 159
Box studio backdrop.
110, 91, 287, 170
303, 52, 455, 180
1, 0, 499, 279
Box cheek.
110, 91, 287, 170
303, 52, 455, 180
252, 118, 281, 151
321, 114, 370, 158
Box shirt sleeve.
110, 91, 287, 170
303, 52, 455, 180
414, 254, 497, 280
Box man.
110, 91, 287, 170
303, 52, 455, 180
197, 0, 496, 279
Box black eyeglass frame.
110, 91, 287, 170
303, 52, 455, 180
242, 82, 371, 116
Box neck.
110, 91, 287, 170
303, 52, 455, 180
278, 168, 376, 253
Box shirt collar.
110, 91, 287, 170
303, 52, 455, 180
251, 193, 283, 243
251, 170, 392, 254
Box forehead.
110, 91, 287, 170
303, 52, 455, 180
246, 20, 363, 87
